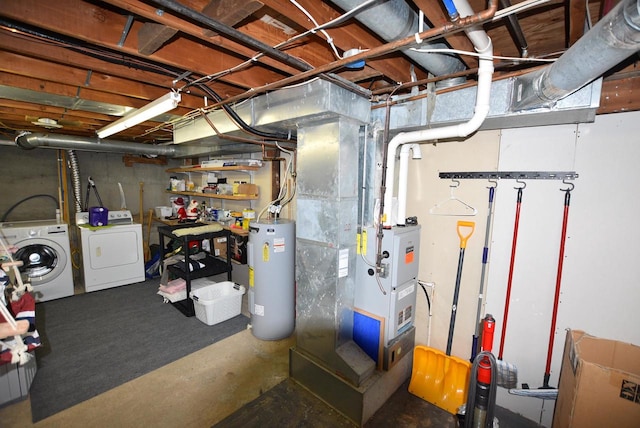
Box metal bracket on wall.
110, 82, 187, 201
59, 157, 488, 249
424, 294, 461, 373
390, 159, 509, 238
438, 171, 579, 180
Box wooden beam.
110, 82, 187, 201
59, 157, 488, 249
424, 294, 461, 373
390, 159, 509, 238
0, 0, 288, 91
0, 102, 109, 127
0, 32, 240, 98
412, 0, 478, 69
568, 0, 588, 46
138, 22, 179, 56
0, 66, 195, 116
259, 0, 429, 84
598, 74, 640, 114
137, 0, 263, 57
201, 0, 264, 37
101, 0, 301, 79
0, 50, 185, 104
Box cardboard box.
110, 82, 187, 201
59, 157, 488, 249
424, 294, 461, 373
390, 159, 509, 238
212, 236, 227, 259
236, 183, 258, 196
553, 330, 640, 427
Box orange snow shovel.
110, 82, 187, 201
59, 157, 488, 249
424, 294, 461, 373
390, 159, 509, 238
409, 221, 475, 414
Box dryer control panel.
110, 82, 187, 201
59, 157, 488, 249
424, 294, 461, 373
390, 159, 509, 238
76, 210, 134, 225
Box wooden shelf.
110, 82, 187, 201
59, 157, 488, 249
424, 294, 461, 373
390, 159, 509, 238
166, 190, 258, 200
166, 165, 260, 173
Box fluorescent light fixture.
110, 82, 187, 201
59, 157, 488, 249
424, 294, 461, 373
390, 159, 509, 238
97, 91, 181, 139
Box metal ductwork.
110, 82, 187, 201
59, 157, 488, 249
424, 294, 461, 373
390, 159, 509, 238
330, 0, 467, 78
513, 0, 640, 110
14, 133, 199, 158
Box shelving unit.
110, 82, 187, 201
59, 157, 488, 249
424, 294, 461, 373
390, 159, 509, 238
163, 163, 260, 267
166, 190, 258, 200
166, 165, 260, 201
166, 165, 261, 173
158, 223, 232, 317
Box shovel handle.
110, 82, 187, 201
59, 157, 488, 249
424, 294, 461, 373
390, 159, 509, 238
457, 221, 475, 249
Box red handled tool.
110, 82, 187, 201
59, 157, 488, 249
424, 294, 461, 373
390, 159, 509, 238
498, 182, 525, 361
465, 315, 498, 428
542, 181, 573, 388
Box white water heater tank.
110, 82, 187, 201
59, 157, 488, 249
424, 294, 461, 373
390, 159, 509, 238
248, 218, 295, 340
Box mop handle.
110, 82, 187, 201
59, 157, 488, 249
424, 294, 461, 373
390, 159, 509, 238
544, 189, 571, 380
498, 187, 523, 360
471, 186, 495, 361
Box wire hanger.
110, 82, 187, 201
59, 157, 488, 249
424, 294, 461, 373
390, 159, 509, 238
429, 179, 478, 216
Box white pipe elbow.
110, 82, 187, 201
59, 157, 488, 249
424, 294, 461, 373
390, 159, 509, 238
381, 1, 494, 228
397, 144, 422, 225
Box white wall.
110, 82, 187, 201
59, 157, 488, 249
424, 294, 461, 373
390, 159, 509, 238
405, 131, 500, 358
407, 110, 640, 426
0, 147, 180, 224
487, 124, 579, 425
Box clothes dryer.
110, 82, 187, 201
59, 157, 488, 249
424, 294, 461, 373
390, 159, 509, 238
76, 211, 144, 292
0, 220, 74, 302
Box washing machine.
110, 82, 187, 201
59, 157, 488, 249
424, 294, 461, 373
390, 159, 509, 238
76, 210, 144, 293
0, 219, 74, 302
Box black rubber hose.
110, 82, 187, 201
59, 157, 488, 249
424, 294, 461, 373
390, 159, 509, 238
1, 194, 59, 222
195, 83, 295, 141
419, 281, 431, 312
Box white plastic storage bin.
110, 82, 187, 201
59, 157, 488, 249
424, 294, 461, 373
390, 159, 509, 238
189, 281, 245, 326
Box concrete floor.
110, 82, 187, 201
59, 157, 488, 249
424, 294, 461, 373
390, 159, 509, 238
0, 273, 542, 427
0, 328, 544, 428
0, 327, 294, 427
0, 267, 292, 428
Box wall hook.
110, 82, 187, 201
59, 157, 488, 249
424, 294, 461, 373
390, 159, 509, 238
560, 179, 574, 192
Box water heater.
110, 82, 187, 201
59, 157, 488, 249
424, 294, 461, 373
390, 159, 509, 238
247, 218, 296, 340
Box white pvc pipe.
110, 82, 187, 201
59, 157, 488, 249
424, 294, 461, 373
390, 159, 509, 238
397, 144, 422, 225
383, 0, 494, 227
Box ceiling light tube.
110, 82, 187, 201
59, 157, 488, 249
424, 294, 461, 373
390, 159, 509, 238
97, 91, 181, 139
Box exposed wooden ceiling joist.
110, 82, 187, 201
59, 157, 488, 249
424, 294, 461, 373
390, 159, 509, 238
0, 0, 637, 145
